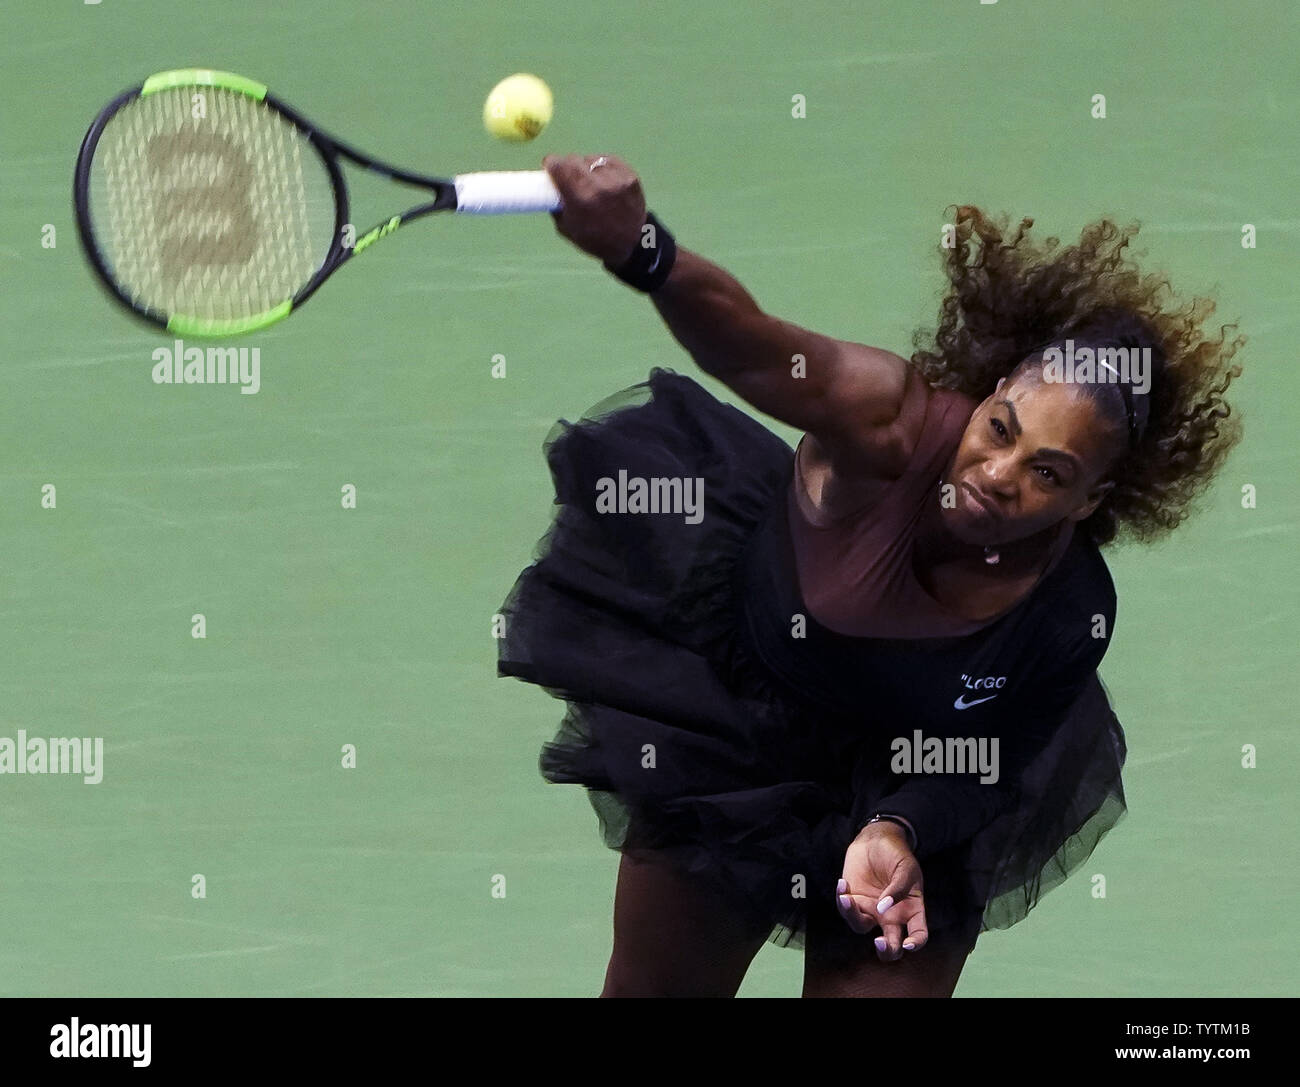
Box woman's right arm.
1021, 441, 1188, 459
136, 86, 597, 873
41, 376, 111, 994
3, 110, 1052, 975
542, 153, 928, 480
649, 247, 929, 479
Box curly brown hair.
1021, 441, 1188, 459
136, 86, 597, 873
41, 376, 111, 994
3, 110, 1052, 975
909, 204, 1245, 547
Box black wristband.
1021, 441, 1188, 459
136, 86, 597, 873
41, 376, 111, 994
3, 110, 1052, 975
604, 210, 676, 293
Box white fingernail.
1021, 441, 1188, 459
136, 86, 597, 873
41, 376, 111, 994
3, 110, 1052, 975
874, 937, 886, 952
877, 896, 894, 913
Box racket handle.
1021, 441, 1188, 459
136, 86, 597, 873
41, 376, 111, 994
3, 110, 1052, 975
453, 171, 563, 214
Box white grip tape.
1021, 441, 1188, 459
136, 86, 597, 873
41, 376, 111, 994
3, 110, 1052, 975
453, 171, 563, 214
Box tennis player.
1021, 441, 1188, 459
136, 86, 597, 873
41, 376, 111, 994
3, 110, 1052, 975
498, 153, 1244, 997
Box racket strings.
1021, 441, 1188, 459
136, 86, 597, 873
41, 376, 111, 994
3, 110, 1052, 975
90, 86, 333, 323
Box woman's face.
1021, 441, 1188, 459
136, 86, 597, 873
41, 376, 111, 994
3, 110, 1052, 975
940, 367, 1121, 546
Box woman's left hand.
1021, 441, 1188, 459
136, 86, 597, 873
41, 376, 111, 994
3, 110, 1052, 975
837, 822, 929, 961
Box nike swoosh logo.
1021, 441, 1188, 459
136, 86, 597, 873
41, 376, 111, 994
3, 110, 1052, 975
954, 694, 998, 710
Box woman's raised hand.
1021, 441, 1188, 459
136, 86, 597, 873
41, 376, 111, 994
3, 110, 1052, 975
541, 153, 647, 267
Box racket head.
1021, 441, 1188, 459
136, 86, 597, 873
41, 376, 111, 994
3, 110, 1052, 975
73, 69, 347, 337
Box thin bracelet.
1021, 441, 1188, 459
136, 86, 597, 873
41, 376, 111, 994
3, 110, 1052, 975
866, 813, 917, 852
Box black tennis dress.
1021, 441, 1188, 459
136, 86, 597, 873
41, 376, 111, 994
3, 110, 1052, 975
497, 367, 1128, 959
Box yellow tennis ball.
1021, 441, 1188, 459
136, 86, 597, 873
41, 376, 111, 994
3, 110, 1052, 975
484, 74, 553, 141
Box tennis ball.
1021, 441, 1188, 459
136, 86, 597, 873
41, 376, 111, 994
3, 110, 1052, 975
484, 74, 553, 141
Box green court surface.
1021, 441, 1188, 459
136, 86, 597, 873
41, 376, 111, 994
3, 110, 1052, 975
0, 0, 1295, 997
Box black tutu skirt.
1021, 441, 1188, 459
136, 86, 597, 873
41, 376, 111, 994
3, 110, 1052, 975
497, 367, 1127, 960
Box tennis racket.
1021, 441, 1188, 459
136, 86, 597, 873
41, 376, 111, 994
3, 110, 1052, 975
73, 68, 563, 338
